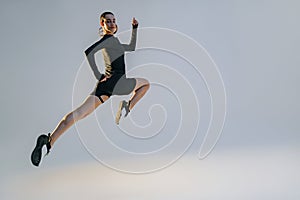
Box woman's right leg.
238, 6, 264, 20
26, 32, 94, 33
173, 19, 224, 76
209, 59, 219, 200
49, 95, 109, 147
115, 78, 150, 124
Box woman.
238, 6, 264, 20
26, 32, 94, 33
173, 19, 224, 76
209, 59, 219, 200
31, 11, 150, 167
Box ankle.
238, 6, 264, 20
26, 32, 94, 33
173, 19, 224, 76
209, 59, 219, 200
127, 100, 131, 111
48, 133, 53, 148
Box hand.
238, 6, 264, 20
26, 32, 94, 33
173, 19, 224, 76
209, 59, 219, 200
132, 17, 139, 27
98, 73, 106, 81
94, 71, 104, 81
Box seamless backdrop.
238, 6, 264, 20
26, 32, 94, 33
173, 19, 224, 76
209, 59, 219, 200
0, 0, 299, 199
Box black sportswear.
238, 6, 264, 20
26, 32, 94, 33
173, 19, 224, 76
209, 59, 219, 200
85, 25, 138, 98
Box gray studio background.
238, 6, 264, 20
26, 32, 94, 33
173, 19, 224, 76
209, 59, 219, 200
0, 0, 299, 199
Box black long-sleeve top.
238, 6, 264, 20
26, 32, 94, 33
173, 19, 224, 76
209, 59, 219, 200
85, 26, 138, 79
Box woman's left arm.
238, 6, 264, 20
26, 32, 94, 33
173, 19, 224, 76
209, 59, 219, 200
122, 17, 139, 51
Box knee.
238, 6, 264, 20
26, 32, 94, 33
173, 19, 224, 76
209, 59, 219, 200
142, 79, 150, 90
64, 110, 87, 124
135, 78, 150, 93
63, 112, 75, 125
144, 83, 150, 91
73, 110, 89, 121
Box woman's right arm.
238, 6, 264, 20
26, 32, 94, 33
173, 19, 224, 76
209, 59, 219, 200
85, 40, 104, 80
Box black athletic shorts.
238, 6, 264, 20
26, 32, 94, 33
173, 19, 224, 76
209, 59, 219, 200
91, 74, 136, 98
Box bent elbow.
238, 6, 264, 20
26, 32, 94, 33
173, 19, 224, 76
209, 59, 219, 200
84, 49, 91, 56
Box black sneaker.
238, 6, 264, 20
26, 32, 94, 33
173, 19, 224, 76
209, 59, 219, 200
31, 133, 51, 167
115, 100, 130, 125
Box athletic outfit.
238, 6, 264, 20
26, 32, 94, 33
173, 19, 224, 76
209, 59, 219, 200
31, 25, 138, 167
85, 25, 138, 102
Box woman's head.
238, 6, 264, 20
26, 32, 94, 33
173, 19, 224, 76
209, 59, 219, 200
100, 11, 117, 35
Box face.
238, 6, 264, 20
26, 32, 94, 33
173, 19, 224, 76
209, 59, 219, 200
101, 14, 117, 35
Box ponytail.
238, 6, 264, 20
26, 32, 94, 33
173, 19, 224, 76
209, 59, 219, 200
98, 27, 104, 37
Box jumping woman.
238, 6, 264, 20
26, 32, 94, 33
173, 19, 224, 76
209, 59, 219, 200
31, 11, 150, 167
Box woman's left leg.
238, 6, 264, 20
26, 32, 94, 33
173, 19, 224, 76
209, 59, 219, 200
115, 78, 150, 124
128, 78, 150, 110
